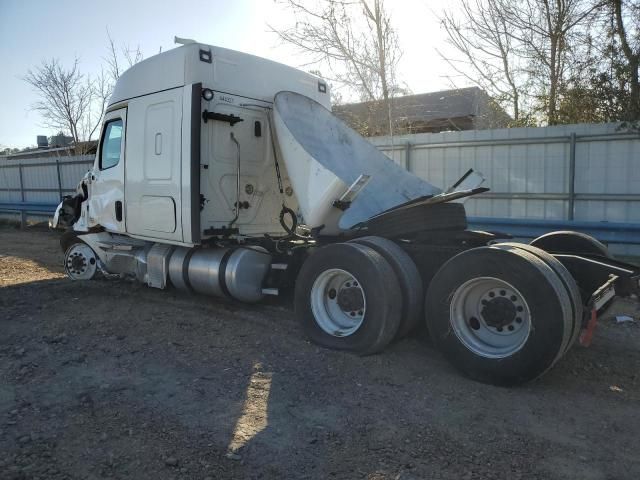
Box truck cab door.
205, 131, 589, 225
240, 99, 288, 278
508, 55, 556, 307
89, 108, 127, 233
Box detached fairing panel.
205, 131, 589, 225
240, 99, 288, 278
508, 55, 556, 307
273, 92, 442, 232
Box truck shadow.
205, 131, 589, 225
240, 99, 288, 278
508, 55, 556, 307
2, 275, 640, 479
0, 274, 447, 478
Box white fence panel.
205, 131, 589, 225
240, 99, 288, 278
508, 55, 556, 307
371, 123, 640, 223
2, 126, 640, 254
370, 123, 640, 256
0, 154, 94, 223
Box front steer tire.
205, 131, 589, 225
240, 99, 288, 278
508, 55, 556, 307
295, 242, 402, 355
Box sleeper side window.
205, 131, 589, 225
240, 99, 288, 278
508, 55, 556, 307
100, 119, 123, 170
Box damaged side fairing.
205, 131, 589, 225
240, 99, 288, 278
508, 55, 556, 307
272, 91, 484, 233
51, 171, 91, 231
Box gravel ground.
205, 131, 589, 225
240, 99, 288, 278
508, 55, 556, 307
1, 226, 640, 480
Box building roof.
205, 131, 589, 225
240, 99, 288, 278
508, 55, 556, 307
1, 141, 97, 160
333, 87, 510, 134
335, 87, 480, 119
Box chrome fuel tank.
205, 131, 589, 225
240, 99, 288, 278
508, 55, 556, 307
168, 246, 271, 303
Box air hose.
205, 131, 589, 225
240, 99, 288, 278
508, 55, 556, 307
279, 204, 298, 235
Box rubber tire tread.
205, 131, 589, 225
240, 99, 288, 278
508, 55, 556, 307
493, 242, 584, 352
350, 236, 424, 339
425, 246, 571, 386
488, 247, 574, 369
364, 202, 467, 238
479, 247, 574, 372
295, 242, 402, 355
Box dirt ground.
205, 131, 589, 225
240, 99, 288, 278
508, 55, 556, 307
1, 226, 639, 480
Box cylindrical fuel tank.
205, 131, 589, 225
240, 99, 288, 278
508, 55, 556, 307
168, 246, 271, 303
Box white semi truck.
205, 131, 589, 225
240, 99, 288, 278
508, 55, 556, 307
53, 39, 640, 386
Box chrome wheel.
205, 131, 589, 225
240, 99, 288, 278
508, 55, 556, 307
450, 277, 531, 359
310, 268, 366, 337
64, 243, 98, 280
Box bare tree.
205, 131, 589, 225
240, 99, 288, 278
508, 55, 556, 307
24, 58, 115, 153
503, 0, 603, 124
24, 34, 142, 151
105, 29, 143, 82
440, 0, 602, 125
83, 67, 112, 141
270, 0, 402, 136
439, 0, 528, 123
24, 59, 95, 144
611, 0, 640, 120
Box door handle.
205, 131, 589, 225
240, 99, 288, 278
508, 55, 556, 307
115, 201, 123, 222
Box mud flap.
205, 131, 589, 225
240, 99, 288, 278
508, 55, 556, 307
579, 275, 617, 347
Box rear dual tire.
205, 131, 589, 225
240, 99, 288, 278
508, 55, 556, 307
493, 243, 584, 350
297, 238, 586, 385
295, 242, 402, 355
425, 245, 579, 386
349, 236, 424, 339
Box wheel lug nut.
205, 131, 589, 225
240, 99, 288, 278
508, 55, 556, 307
510, 295, 517, 301
500, 290, 506, 296
497, 327, 503, 332
515, 317, 522, 323
328, 289, 337, 299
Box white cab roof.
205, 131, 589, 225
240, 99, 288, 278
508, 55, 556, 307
109, 43, 330, 108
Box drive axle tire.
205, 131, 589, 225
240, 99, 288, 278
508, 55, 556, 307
492, 242, 584, 351
350, 236, 424, 339
295, 242, 402, 355
425, 246, 573, 386
530, 231, 610, 258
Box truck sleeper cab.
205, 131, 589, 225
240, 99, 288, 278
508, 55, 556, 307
53, 40, 640, 386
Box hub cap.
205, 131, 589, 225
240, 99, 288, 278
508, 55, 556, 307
450, 277, 531, 358
64, 243, 98, 280
310, 268, 366, 337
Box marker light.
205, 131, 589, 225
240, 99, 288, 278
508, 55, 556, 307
202, 88, 214, 101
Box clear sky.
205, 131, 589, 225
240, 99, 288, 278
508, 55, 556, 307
0, 0, 461, 148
